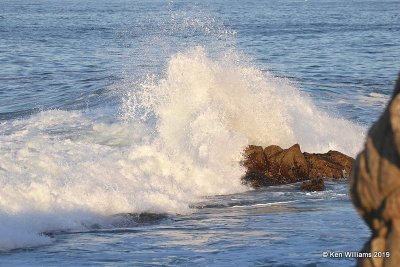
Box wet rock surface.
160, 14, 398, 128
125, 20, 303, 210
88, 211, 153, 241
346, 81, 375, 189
351, 76, 400, 267
242, 144, 354, 188
305, 150, 353, 179
300, 178, 325, 192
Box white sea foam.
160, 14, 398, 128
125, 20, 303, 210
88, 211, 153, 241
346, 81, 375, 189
123, 46, 364, 153
0, 47, 365, 250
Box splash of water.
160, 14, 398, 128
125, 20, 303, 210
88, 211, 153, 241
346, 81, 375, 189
124, 46, 364, 154
0, 47, 364, 251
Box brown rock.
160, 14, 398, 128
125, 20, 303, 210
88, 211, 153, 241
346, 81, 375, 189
351, 76, 400, 267
242, 144, 354, 188
242, 145, 269, 188
325, 150, 354, 175
263, 144, 309, 185
279, 144, 309, 181
264, 145, 283, 159
300, 178, 325, 191
243, 145, 266, 173
263, 145, 284, 182
304, 150, 353, 179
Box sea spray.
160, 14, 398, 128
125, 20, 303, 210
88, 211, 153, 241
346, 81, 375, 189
125, 46, 364, 154
0, 47, 364, 250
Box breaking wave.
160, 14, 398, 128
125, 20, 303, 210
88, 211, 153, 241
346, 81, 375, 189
0, 46, 364, 250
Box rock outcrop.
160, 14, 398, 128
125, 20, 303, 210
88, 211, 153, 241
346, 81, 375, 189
242, 144, 354, 188
305, 150, 353, 179
301, 178, 325, 192
243, 145, 267, 173
351, 76, 400, 267
264, 144, 309, 184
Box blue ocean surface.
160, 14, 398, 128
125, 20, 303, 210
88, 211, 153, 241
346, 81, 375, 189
0, 0, 399, 266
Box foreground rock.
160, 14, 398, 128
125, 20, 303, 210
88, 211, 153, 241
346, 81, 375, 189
242, 144, 354, 188
351, 76, 400, 267
301, 178, 325, 192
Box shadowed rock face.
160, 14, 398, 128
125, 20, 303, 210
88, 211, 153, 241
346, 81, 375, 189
243, 145, 266, 173
242, 144, 354, 188
301, 178, 325, 192
351, 76, 400, 267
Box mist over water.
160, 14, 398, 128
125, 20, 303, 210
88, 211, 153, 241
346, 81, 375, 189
1, 0, 398, 265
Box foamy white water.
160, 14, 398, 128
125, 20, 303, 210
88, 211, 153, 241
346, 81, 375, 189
0, 46, 365, 251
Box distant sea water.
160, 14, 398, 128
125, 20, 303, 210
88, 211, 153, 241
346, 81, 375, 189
0, 0, 399, 266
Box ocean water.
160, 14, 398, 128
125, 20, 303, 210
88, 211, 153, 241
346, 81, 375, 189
0, 0, 399, 266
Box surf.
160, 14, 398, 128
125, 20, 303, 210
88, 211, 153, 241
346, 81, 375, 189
0, 46, 364, 251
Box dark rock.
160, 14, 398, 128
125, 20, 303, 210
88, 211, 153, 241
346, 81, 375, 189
351, 76, 400, 267
241, 172, 270, 188
243, 145, 266, 173
263, 145, 284, 181
277, 144, 309, 181
325, 150, 354, 174
242, 145, 268, 188
242, 144, 354, 188
263, 144, 309, 183
300, 178, 325, 191
304, 150, 353, 179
